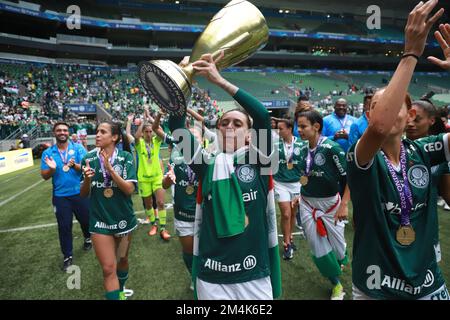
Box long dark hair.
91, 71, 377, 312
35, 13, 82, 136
412, 100, 446, 135
99, 121, 131, 152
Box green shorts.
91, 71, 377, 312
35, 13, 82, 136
138, 177, 163, 197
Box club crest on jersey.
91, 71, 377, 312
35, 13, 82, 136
294, 147, 301, 156
68, 149, 75, 155
113, 164, 123, 176
237, 165, 256, 183
407, 165, 429, 189
118, 220, 127, 229
314, 153, 326, 166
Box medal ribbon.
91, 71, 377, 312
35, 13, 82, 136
58, 147, 68, 165
145, 140, 153, 160
335, 114, 348, 131
382, 143, 413, 226
186, 164, 196, 185
283, 136, 296, 164
306, 136, 325, 176
99, 148, 117, 187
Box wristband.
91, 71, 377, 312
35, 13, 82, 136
401, 53, 420, 61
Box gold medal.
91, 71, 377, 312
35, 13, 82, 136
103, 188, 114, 198
300, 176, 309, 186
287, 163, 294, 170
186, 185, 195, 195
396, 225, 415, 246
63, 165, 70, 172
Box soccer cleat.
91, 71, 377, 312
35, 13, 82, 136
119, 291, 127, 300
437, 198, 445, 207
331, 283, 345, 300
283, 243, 293, 260
138, 217, 151, 225
290, 237, 297, 251
148, 225, 158, 236
444, 203, 450, 211
189, 281, 194, 291
83, 238, 92, 251
160, 229, 171, 241
62, 256, 73, 272
123, 287, 134, 298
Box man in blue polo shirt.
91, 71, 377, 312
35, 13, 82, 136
349, 94, 373, 147
41, 121, 91, 271
322, 98, 357, 152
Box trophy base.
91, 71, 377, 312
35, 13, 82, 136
138, 60, 192, 116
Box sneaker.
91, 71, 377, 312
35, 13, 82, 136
119, 291, 127, 300
444, 203, 450, 211
83, 238, 92, 251
148, 224, 158, 236
290, 237, 297, 251
62, 256, 73, 272
160, 229, 171, 241
437, 198, 445, 207
331, 283, 345, 300
283, 243, 293, 260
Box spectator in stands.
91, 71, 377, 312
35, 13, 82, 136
322, 98, 357, 152
349, 94, 373, 146
40, 121, 91, 272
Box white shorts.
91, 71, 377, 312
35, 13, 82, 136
196, 276, 273, 300
352, 283, 449, 300
274, 181, 300, 202
174, 218, 195, 237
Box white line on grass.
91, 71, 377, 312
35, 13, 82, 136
0, 210, 146, 233
2, 168, 39, 183
0, 180, 44, 207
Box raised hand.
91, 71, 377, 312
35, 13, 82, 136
191, 51, 225, 86
179, 56, 190, 68
82, 159, 95, 179
166, 165, 176, 184
100, 149, 114, 174
68, 158, 75, 168
127, 113, 134, 123
428, 23, 450, 69
44, 156, 57, 170
404, 0, 444, 57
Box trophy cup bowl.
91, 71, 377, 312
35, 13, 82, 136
138, 0, 269, 116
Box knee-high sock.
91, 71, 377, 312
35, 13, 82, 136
158, 209, 167, 228
117, 269, 128, 291
145, 208, 156, 224
182, 252, 193, 274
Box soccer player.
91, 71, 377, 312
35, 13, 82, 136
134, 117, 170, 240
41, 121, 91, 271
168, 52, 281, 300
406, 99, 450, 263
273, 118, 304, 260
347, 1, 449, 299
295, 110, 350, 300
80, 121, 137, 300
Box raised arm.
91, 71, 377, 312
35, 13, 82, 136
427, 23, 450, 70
134, 118, 144, 144
152, 113, 167, 141
356, 0, 444, 166
125, 114, 135, 143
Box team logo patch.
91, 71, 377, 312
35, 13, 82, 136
68, 149, 75, 156
407, 165, 429, 189
113, 164, 123, 176
236, 165, 256, 183
293, 147, 300, 156
314, 153, 326, 166
243, 255, 257, 270
422, 270, 435, 288
118, 220, 127, 229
